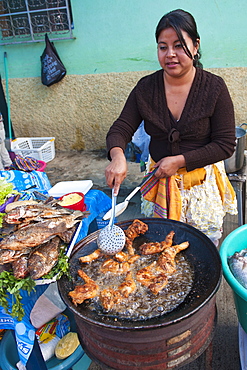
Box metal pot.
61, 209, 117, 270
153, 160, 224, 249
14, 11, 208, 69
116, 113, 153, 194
58, 218, 222, 369
224, 124, 247, 173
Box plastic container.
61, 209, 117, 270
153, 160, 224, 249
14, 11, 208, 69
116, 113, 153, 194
0, 309, 87, 370
48, 180, 93, 198
37, 160, 47, 172
58, 192, 86, 212
11, 137, 55, 163
220, 224, 247, 333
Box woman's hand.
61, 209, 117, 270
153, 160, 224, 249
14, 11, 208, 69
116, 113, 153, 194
154, 155, 185, 178
105, 147, 127, 195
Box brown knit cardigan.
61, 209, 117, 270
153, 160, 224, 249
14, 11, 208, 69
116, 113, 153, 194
106, 68, 236, 172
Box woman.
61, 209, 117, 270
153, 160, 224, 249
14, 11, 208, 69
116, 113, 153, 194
105, 9, 237, 245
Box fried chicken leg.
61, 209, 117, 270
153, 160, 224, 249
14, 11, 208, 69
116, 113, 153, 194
69, 269, 99, 306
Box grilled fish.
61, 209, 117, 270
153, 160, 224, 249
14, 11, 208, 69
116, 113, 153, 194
0, 247, 31, 264
0, 214, 81, 251
27, 236, 61, 280
12, 255, 29, 279
4, 203, 74, 224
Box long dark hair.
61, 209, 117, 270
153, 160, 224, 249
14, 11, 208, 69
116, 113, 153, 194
155, 9, 202, 68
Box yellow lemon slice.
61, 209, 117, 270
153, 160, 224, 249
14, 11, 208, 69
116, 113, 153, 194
55, 332, 80, 359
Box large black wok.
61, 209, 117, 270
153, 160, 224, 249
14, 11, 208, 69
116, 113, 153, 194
58, 218, 222, 330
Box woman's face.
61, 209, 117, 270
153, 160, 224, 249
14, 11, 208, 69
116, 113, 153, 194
157, 27, 199, 78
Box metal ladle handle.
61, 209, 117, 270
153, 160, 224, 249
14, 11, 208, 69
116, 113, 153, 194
108, 188, 116, 229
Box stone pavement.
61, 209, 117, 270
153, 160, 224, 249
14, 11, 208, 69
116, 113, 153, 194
46, 151, 241, 370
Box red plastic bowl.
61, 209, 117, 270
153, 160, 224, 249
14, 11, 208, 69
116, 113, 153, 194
58, 192, 86, 211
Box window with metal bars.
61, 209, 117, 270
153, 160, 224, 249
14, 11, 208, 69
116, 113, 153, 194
0, 0, 74, 45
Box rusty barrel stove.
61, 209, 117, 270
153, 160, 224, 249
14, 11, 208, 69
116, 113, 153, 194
58, 218, 222, 369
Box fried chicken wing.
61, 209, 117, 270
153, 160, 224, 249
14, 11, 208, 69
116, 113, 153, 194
100, 258, 120, 273
68, 269, 99, 306
100, 272, 136, 310
136, 262, 157, 287
124, 219, 148, 255
118, 262, 131, 274
118, 271, 136, 298
140, 241, 163, 255
100, 259, 130, 274
127, 254, 140, 264
136, 262, 168, 294
99, 288, 123, 311
124, 219, 148, 240
157, 241, 189, 273
148, 273, 168, 295
79, 249, 102, 263
114, 251, 129, 262
140, 231, 175, 255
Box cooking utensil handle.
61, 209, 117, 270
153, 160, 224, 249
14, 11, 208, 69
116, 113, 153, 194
66, 220, 83, 257
139, 168, 158, 187
109, 188, 116, 229
125, 168, 158, 202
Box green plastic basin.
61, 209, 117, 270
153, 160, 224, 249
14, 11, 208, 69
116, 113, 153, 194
220, 224, 247, 333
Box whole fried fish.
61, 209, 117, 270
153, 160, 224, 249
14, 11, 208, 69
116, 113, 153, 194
0, 214, 81, 251
12, 255, 29, 279
0, 247, 31, 264
228, 248, 247, 289
28, 236, 61, 280
58, 226, 76, 244
4, 203, 73, 224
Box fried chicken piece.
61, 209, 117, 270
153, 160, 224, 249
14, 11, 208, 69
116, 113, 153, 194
100, 259, 130, 274
68, 269, 99, 306
124, 239, 136, 256
100, 272, 136, 310
124, 219, 148, 255
136, 262, 157, 287
140, 231, 175, 255
114, 251, 129, 262
136, 261, 168, 294
100, 258, 120, 273
127, 254, 140, 264
79, 249, 102, 263
114, 251, 140, 264
99, 288, 123, 311
118, 271, 136, 298
125, 219, 148, 240
157, 241, 189, 273
118, 262, 131, 274
148, 273, 168, 295
140, 242, 163, 255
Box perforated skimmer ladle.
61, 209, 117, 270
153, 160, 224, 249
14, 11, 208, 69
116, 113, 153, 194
97, 188, 126, 255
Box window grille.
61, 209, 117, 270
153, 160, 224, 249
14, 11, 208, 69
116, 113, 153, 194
0, 0, 74, 45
